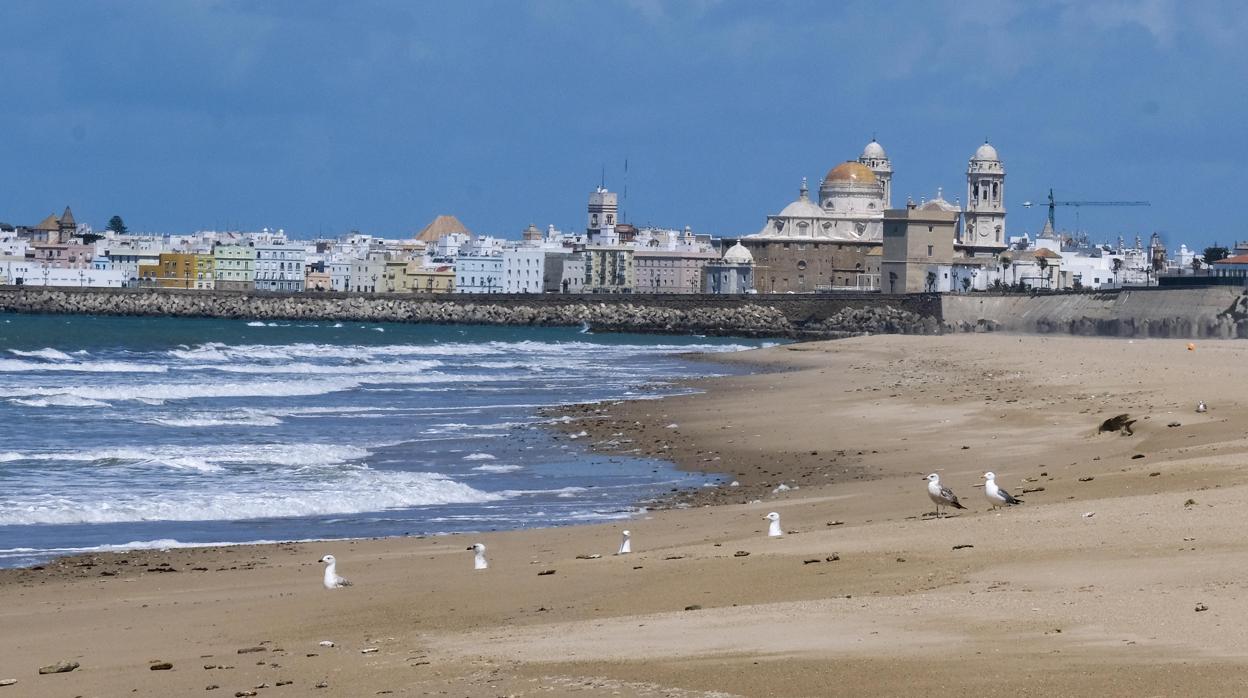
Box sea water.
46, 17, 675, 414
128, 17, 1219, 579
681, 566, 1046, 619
0, 314, 771, 567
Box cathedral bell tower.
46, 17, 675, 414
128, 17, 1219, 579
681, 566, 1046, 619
963, 141, 1007, 254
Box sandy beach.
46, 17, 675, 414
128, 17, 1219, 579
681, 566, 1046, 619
6, 333, 1248, 696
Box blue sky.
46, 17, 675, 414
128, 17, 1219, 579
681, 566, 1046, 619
1, 0, 1243, 249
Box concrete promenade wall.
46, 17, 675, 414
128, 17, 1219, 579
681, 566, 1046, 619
0, 287, 944, 339
942, 287, 1248, 338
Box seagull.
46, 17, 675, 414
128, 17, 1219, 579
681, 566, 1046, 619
467, 542, 488, 570
925, 473, 966, 518
765, 511, 783, 537
1196, 401, 1207, 413
983, 471, 1024, 510
318, 554, 352, 589
617, 530, 631, 555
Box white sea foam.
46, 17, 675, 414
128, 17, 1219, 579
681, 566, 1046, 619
462, 452, 496, 461
183, 360, 442, 375
0, 442, 373, 473
11, 395, 111, 408
0, 469, 501, 525
165, 339, 758, 364
472, 464, 522, 473
8, 348, 75, 361
146, 411, 285, 428
0, 359, 168, 373
246, 321, 267, 327
6, 377, 364, 403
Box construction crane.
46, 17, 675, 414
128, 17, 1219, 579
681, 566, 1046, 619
1022, 188, 1150, 230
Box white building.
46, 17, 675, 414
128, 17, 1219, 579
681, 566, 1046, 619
502, 246, 546, 293
254, 242, 306, 292
0, 257, 128, 287
456, 253, 504, 293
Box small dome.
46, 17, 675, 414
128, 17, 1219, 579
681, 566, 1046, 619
823, 161, 878, 185
722, 242, 753, 264
778, 196, 824, 219
972, 142, 999, 161
862, 140, 887, 160
776, 179, 824, 218
917, 197, 960, 212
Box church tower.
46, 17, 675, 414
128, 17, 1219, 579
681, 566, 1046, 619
858, 139, 893, 208
963, 141, 1007, 254
586, 186, 619, 245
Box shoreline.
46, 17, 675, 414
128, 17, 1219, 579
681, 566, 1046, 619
6, 334, 1248, 695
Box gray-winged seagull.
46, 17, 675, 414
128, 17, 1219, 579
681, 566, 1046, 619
925, 473, 966, 517
983, 471, 1024, 509
468, 542, 489, 570
318, 554, 352, 589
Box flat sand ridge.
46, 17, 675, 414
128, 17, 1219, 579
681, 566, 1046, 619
4, 334, 1248, 696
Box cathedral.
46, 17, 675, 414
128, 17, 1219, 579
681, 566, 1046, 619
740, 139, 1007, 293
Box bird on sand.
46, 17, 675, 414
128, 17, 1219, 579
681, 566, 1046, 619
765, 511, 783, 537
467, 542, 488, 570
617, 530, 631, 555
925, 473, 966, 517
318, 554, 352, 589
983, 471, 1024, 509
1196, 400, 1207, 413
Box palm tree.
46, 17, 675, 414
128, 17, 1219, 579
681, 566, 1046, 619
1000, 255, 1013, 287
1037, 256, 1050, 289
1111, 257, 1124, 287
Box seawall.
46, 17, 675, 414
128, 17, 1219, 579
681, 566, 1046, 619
0, 287, 943, 339
942, 286, 1248, 338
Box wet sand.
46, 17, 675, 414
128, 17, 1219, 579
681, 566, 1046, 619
4, 334, 1248, 696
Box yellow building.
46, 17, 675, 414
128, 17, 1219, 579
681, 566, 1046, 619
382, 259, 412, 293
194, 254, 215, 290
151, 252, 197, 288
408, 263, 455, 294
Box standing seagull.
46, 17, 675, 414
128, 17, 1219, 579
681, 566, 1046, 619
617, 530, 631, 555
983, 471, 1024, 510
925, 473, 966, 518
467, 542, 488, 570
1196, 401, 1207, 413
765, 511, 783, 537
318, 554, 352, 589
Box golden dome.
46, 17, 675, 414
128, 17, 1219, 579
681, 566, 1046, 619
823, 161, 877, 185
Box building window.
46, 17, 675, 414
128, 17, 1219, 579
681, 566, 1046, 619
927, 245, 934, 256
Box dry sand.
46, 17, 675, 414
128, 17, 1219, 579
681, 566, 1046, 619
4, 334, 1248, 696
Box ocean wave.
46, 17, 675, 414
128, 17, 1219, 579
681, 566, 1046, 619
182, 360, 443, 375
0, 359, 168, 373
462, 452, 495, 461
0, 469, 502, 525
165, 339, 758, 364
144, 411, 285, 428
8, 348, 75, 361
5, 377, 364, 403
0, 442, 374, 472
10, 395, 111, 408
472, 464, 522, 473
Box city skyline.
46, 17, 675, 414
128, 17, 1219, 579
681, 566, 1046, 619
2, 1, 1243, 248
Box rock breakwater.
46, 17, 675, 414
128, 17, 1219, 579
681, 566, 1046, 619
0, 287, 942, 339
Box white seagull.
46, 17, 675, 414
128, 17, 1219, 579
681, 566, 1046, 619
468, 542, 488, 570
318, 554, 352, 589
983, 471, 1024, 510
617, 530, 631, 555
1196, 400, 1207, 413
925, 473, 966, 517
765, 511, 783, 537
